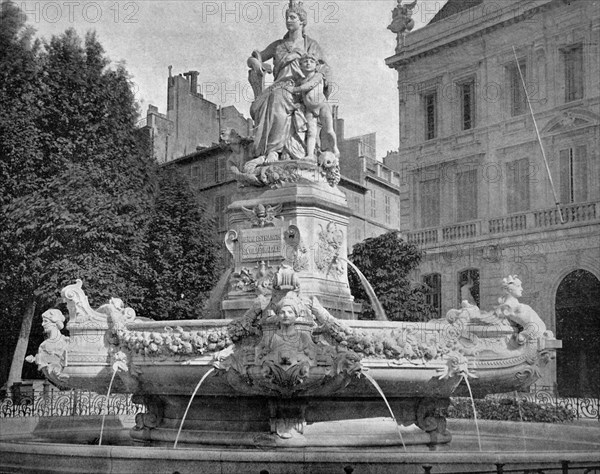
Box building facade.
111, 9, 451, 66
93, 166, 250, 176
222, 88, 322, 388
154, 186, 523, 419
164, 137, 402, 253
141, 69, 252, 164
386, 0, 600, 395
147, 71, 402, 252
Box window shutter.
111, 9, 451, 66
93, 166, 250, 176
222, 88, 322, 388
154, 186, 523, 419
457, 169, 477, 222
506, 161, 517, 213
421, 178, 440, 227
575, 145, 588, 203
559, 149, 572, 203
518, 158, 530, 210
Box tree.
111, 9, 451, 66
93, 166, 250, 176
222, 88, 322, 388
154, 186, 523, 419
349, 231, 434, 322
0, 0, 44, 388
131, 167, 223, 320
0, 15, 156, 387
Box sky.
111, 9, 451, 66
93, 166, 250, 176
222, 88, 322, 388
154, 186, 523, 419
20, 0, 448, 158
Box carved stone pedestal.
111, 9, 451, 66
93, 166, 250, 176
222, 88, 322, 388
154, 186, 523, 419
222, 181, 361, 319
129, 393, 452, 447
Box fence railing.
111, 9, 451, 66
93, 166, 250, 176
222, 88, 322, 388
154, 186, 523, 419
480, 386, 600, 422
420, 461, 600, 474
0, 388, 144, 418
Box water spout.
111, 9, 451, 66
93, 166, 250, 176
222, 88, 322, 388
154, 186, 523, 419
174, 368, 215, 449
363, 372, 406, 451
462, 374, 482, 452
337, 257, 388, 321
98, 369, 118, 446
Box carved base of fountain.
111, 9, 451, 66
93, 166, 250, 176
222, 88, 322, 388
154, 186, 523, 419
128, 394, 452, 447
130, 417, 450, 447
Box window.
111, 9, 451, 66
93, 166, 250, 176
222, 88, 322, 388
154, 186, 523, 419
458, 269, 479, 307
456, 169, 478, 222
506, 158, 530, 214
216, 156, 228, 183
560, 146, 588, 203
203, 158, 216, 185
353, 195, 361, 214
214, 195, 228, 229
354, 226, 362, 243
191, 165, 201, 179
508, 60, 527, 116
562, 44, 584, 102
385, 195, 391, 224
370, 190, 377, 218
423, 273, 441, 318
423, 92, 437, 140
460, 80, 475, 130
420, 178, 440, 228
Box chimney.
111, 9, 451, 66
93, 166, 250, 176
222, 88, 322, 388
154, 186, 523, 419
336, 117, 345, 142
331, 106, 344, 142
186, 70, 200, 94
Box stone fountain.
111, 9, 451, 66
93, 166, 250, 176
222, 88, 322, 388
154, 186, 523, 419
6, 2, 596, 472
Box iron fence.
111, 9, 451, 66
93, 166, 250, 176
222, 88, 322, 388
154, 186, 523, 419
0, 387, 144, 418
419, 461, 600, 474
522, 386, 600, 421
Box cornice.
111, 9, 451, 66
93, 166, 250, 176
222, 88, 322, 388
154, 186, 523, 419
385, 0, 557, 69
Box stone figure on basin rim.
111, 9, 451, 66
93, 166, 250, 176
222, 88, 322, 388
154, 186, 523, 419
443, 275, 549, 344
26, 309, 70, 382
496, 275, 547, 343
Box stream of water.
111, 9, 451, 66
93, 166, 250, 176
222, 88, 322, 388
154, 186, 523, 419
98, 369, 117, 446
337, 257, 388, 321
363, 372, 407, 451
174, 368, 215, 449
462, 375, 482, 452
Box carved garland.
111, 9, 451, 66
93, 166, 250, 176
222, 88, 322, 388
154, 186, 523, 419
110, 325, 232, 357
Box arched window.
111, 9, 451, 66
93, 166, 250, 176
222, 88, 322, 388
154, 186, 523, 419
422, 273, 442, 318
458, 269, 479, 307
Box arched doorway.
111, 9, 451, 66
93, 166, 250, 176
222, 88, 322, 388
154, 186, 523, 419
555, 270, 600, 397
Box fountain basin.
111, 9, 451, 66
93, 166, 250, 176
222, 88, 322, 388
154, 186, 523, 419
28, 277, 561, 449
2, 416, 598, 474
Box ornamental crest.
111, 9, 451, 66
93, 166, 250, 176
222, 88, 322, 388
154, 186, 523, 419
315, 222, 344, 277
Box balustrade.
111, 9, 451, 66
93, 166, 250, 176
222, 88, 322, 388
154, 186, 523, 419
489, 213, 527, 234
407, 228, 438, 246
442, 222, 478, 241
535, 202, 598, 228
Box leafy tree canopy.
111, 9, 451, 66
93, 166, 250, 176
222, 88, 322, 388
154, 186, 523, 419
132, 167, 224, 320
0, 1, 156, 385
1, 21, 157, 309
349, 231, 434, 322
0, 1, 225, 387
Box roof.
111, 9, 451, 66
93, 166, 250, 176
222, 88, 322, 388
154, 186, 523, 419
429, 0, 484, 24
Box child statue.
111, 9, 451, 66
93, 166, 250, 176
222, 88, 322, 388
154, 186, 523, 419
285, 53, 339, 160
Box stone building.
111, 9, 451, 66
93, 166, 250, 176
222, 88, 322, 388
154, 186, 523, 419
140, 69, 252, 163
385, 0, 600, 395
163, 126, 402, 252
144, 71, 402, 252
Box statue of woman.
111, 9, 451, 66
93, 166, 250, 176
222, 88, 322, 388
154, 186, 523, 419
496, 275, 547, 343
245, 0, 330, 170
26, 309, 70, 381
259, 295, 316, 370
